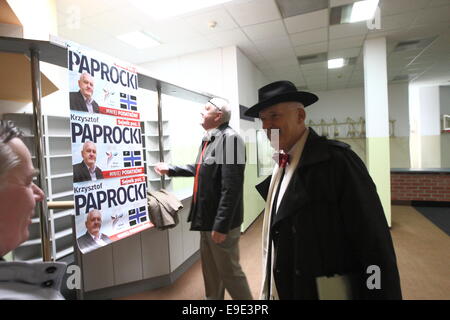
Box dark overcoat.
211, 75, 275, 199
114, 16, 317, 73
257, 129, 402, 299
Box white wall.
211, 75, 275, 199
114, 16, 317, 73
306, 83, 409, 137
236, 47, 267, 133
419, 86, 441, 136
140, 47, 244, 130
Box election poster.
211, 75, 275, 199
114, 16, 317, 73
68, 43, 153, 254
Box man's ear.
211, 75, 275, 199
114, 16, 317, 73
298, 107, 306, 123
215, 111, 223, 122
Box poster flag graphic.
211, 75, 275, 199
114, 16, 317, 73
68, 42, 153, 254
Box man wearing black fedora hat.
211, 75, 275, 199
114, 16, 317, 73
245, 80, 401, 300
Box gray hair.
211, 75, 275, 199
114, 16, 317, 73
209, 97, 231, 123
86, 209, 102, 221
0, 120, 23, 187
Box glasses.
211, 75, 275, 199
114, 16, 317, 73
208, 99, 222, 112
208, 99, 221, 110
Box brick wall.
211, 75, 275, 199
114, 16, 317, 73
391, 173, 450, 202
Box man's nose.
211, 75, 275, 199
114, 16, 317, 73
33, 183, 45, 202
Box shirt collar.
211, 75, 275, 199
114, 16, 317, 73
278, 127, 309, 168
83, 161, 96, 173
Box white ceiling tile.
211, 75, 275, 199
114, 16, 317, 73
253, 35, 292, 50
379, 12, 417, 31
284, 9, 329, 34
294, 41, 328, 56
271, 66, 301, 77
301, 61, 328, 71
261, 48, 297, 61
328, 47, 361, 59
242, 20, 287, 41
183, 9, 239, 35
269, 56, 300, 68
308, 83, 327, 91
413, 5, 450, 25
206, 28, 249, 47
429, 0, 450, 7
329, 35, 365, 51
379, 0, 429, 16
329, 21, 368, 39
81, 9, 142, 36
300, 68, 328, 79
225, 0, 281, 27
142, 19, 201, 44
290, 27, 328, 46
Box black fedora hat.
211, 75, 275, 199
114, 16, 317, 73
244, 80, 318, 117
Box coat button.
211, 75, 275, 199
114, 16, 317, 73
45, 266, 57, 274
295, 269, 301, 276
292, 226, 296, 234
276, 269, 280, 274
42, 280, 54, 288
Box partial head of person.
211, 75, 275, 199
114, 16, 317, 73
81, 141, 97, 169
78, 72, 94, 101
0, 120, 45, 256
244, 81, 318, 152
85, 209, 102, 237
200, 97, 231, 131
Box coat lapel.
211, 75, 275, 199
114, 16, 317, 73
272, 173, 308, 226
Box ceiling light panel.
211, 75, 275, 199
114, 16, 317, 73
328, 58, 345, 68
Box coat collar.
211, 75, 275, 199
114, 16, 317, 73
298, 127, 331, 168
203, 122, 230, 141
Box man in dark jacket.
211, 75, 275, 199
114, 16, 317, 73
244, 81, 402, 300
70, 72, 100, 113
154, 97, 252, 300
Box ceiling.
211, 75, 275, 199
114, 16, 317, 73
56, 0, 450, 92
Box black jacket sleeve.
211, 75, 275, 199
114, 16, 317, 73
168, 164, 196, 177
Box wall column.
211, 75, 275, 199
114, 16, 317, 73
419, 86, 441, 168
363, 37, 391, 226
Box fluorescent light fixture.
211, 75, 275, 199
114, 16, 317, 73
328, 58, 345, 69
117, 31, 161, 49
350, 0, 379, 23
132, 0, 233, 20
